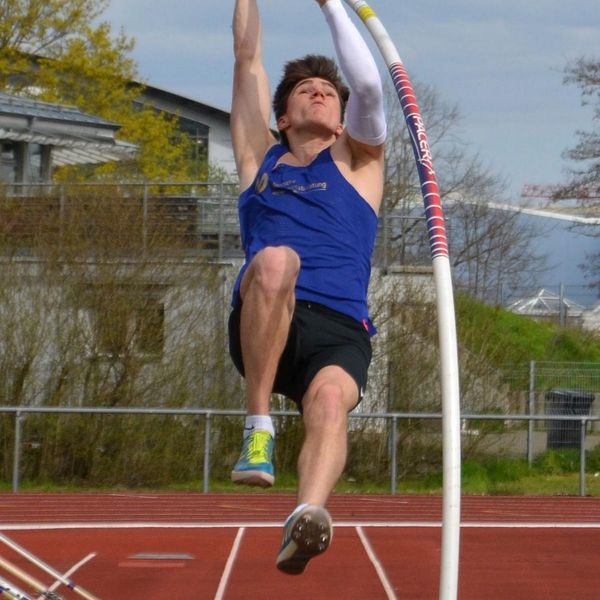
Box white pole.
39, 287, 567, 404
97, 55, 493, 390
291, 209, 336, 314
0, 555, 50, 599
342, 2, 462, 598
433, 257, 461, 599
0, 533, 99, 600
0, 574, 31, 600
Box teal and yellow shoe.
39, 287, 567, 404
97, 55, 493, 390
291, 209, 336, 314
231, 430, 274, 487
276, 504, 332, 574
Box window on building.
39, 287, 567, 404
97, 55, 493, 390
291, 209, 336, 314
0, 142, 16, 183
178, 117, 209, 177
28, 143, 43, 183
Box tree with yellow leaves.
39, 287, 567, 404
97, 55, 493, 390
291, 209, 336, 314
0, 0, 195, 181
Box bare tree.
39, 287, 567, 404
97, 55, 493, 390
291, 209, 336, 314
0, 184, 239, 485
448, 199, 548, 304
558, 57, 600, 202
381, 79, 547, 302
553, 57, 600, 293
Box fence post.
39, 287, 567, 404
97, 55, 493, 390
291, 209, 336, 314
559, 283, 566, 327
142, 183, 149, 254
382, 199, 389, 271
218, 183, 224, 261
390, 415, 398, 495
12, 411, 23, 493
579, 418, 587, 497
203, 412, 212, 493
527, 360, 535, 466
59, 183, 66, 253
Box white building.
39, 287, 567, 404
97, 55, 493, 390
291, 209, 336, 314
137, 84, 236, 176
583, 302, 600, 332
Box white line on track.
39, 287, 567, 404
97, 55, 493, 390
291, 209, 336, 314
214, 527, 245, 600
2, 520, 599, 531
461, 521, 600, 529
48, 553, 96, 593
356, 526, 397, 600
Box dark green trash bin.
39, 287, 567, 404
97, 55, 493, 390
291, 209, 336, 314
545, 389, 595, 449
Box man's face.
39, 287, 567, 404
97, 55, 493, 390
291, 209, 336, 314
278, 77, 343, 138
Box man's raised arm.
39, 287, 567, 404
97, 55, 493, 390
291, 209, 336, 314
231, 0, 277, 190
317, 0, 386, 157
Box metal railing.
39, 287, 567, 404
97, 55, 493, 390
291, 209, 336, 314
1, 406, 598, 496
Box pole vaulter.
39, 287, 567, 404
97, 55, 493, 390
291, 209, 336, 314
341, 2, 462, 598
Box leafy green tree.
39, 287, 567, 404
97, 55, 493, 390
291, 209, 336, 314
0, 0, 194, 181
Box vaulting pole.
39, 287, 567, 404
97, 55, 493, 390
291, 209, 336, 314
342, 2, 462, 598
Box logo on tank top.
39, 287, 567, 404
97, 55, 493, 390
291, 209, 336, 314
271, 179, 328, 195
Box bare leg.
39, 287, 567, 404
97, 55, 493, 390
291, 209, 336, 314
296, 366, 359, 506
239, 246, 300, 414
275, 366, 358, 574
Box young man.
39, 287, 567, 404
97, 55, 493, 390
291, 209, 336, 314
229, 0, 386, 574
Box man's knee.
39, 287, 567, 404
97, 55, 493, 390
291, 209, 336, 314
304, 382, 348, 430
245, 246, 300, 298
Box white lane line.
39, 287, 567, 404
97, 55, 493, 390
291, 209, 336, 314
1, 520, 599, 531
356, 526, 397, 600
214, 527, 245, 600
462, 521, 600, 529
48, 553, 96, 593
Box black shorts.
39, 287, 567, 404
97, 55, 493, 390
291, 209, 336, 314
228, 300, 372, 408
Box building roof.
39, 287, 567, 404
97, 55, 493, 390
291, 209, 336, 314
508, 288, 586, 317
135, 83, 231, 120
136, 82, 279, 138
0, 92, 137, 165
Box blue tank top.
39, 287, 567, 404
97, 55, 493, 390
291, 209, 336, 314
232, 143, 378, 334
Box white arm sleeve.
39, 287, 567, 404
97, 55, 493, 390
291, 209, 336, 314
321, 0, 386, 146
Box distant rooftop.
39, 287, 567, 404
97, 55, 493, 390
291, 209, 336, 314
0, 92, 119, 127
136, 83, 231, 120
0, 92, 136, 166
508, 288, 586, 317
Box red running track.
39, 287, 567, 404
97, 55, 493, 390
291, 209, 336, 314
0, 493, 599, 599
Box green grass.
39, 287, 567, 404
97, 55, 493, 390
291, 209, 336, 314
409, 451, 600, 496
5, 451, 600, 496
456, 293, 600, 366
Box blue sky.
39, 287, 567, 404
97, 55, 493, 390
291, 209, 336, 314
100, 1, 599, 302
103, 0, 599, 202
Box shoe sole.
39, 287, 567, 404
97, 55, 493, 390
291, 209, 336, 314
231, 469, 274, 487
276, 506, 332, 575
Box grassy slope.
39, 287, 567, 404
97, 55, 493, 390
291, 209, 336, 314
455, 293, 600, 365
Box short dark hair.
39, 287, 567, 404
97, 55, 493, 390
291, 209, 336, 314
273, 54, 349, 146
